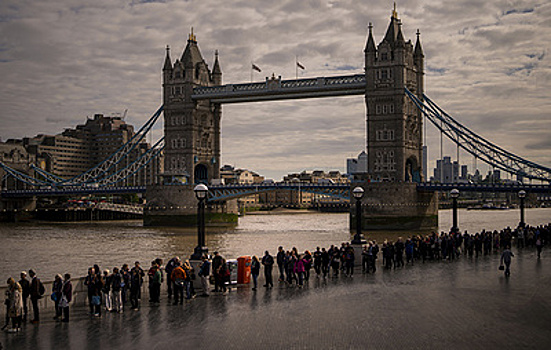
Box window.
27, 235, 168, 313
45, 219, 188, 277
381, 52, 388, 61
381, 69, 388, 80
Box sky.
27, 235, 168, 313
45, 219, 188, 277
0, 0, 549, 181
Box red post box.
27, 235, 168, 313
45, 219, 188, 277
237, 256, 252, 284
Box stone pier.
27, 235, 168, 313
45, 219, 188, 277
351, 182, 438, 231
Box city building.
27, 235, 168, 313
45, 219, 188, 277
1, 114, 162, 188
346, 151, 368, 176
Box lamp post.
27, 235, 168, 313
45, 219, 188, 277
191, 183, 209, 260
450, 188, 460, 234
352, 186, 366, 244
518, 190, 526, 228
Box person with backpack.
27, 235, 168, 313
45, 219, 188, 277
28, 269, 44, 324
110, 267, 123, 313
165, 256, 180, 299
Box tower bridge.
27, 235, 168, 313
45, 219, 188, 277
2, 7, 550, 228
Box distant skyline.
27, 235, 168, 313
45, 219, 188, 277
1, 0, 549, 181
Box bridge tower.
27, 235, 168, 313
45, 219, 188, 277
162, 29, 221, 184
353, 7, 437, 231
364, 7, 424, 182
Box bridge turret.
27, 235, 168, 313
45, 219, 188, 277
364, 23, 376, 65
163, 45, 173, 105
212, 50, 222, 85
414, 30, 425, 96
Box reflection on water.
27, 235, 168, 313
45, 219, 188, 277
1, 208, 549, 282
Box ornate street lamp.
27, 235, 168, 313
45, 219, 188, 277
191, 183, 209, 260
518, 190, 526, 228
352, 186, 366, 244
450, 188, 460, 233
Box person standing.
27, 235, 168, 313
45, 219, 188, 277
500, 246, 514, 277
5, 278, 23, 333
149, 262, 162, 303
170, 263, 186, 305
294, 254, 305, 287
120, 264, 130, 306
91, 272, 103, 317
276, 246, 285, 282
110, 267, 123, 313
28, 269, 43, 324
212, 252, 224, 293
102, 269, 112, 312
261, 250, 274, 288
18, 272, 30, 323
536, 237, 543, 259
198, 255, 211, 297
165, 256, 180, 299
60, 274, 72, 322
321, 248, 330, 279
313, 247, 322, 277
251, 256, 260, 291
181, 260, 194, 301
52, 274, 63, 320
129, 262, 144, 310
84, 267, 96, 315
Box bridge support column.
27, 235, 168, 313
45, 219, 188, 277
350, 182, 438, 231
144, 184, 238, 227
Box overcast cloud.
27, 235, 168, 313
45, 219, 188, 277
0, 0, 549, 180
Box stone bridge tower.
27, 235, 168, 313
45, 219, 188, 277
162, 29, 221, 184
364, 7, 424, 182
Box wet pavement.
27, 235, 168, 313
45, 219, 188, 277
2, 247, 550, 350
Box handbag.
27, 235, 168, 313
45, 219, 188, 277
59, 296, 69, 308
50, 292, 58, 302
91, 295, 101, 306
498, 265, 504, 271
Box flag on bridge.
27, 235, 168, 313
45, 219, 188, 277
252, 63, 262, 72
296, 61, 305, 70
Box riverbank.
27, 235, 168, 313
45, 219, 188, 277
2, 244, 550, 350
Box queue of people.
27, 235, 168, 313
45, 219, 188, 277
3, 223, 547, 334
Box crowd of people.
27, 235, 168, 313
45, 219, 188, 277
3, 223, 548, 334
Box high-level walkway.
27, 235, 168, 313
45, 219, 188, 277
2, 247, 550, 350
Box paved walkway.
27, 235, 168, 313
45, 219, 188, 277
2, 247, 550, 350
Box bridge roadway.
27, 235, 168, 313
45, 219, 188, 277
2, 182, 551, 199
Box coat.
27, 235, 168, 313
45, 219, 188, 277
7, 283, 24, 318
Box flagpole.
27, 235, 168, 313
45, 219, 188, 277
295, 55, 298, 79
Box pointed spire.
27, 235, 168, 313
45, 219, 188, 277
213, 50, 222, 74
365, 22, 376, 53
163, 45, 172, 71
396, 24, 405, 46
392, 2, 398, 19
188, 27, 197, 42
383, 5, 401, 44
414, 29, 424, 56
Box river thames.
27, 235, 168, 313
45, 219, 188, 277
1, 208, 549, 282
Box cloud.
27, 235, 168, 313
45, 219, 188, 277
0, 0, 549, 180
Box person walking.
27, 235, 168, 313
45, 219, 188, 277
198, 255, 211, 297
52, 274, 63, 320
500, 246, 514, 277
251, 256, 260, 291
28, 269, 44, 324
59, 273, 72, 322
18, 272, 30, 323
261, 250, 274, 288
536, 237, 543, 258
5, 278, 23, 333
